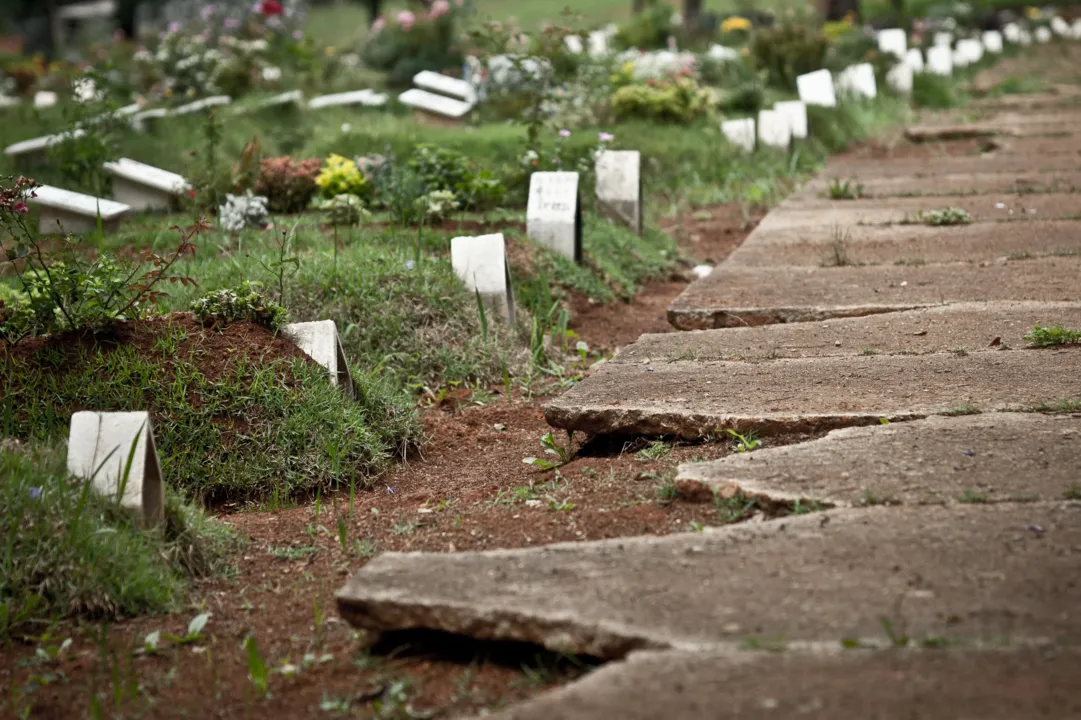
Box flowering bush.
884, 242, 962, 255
611, 75, 718, 124
218, 190, 269, 232
320, 193, 370, 227
315, 154, 369, 199
361, 0, 468, 86
415, 189, 459, 223
191, 281, 287, 330
254, 156, 322, 213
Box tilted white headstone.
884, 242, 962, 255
398, 88, 472, 122
982, 30, 1004, 53
595, 150, 642, 234
1035, 26, 1051, 43
756, 110, 790, 149
281, 320, 355, 398
721, 118, 755, 153
1051, 16, 1069, 36
174, 95, 232, 115
904, 48, 924, 72
836, 63, 877, 100
887, 62, 913, 95
30, 185, 131, 234
526, 172, 581, 262
450, 233, 515, 323
773, 100, 807, 139
564, 35, 584, 54
103, 158, 189, 212
796, 69, 837, 107
33, 91, 58, 109
68, 411, 164, 524
413, 70, 476, 103
927, 45, 953, 76
307, 89, 386, 109
1003, 22, 1021, 43
957, 38, 983, 64
4, 129, 86, 169
934, 32, 953, 48
877, 28, 907, 58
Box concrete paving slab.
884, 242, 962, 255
615, 302, 1081, 363
725, 219, 1081, 267
544, 350, 1081, 438
800, 170, 1081, 199
826, 153, 1081, 179
677, 413, 1081, 506
667, 257, 1081, 330
336, 503, 1081, 657
472, 646, 1081, 720
755, 192, 1079, 231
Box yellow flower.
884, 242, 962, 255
721, 15, 751, 32
1025, 6, 1039, 18
325, 45, 337, 56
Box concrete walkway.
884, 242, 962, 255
338, 45, 1081, 717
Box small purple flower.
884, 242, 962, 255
558, 129, 571, 137
167, 21, 182, 33
386, 485, 396, 494
29, 487, 42, 500
405, 260, 415, 270
598, 132, 614, 142
224, 16, 240, 29
200, 4, 216, 21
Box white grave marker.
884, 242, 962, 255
957, 38, 983, 64
887, 62, 913, 95
281, 320, 355, 398
796, 69, 837, 107
877, 28, 907, 58
526, 172, 581, 262
413, 70, 476, 103
982, 30, 1004, 53
1051, 16, 1069, 36
1073, 19, 1081, 39
721, 118, 755, 153
450, 233, 515, 323
398, 88, 472, 125
307, 89, 386, 110
1035, 26, 1051, 43
1019, 29, 1033, 46
595, 150, 642, 234
1003, 22, 1021, 43
30, 185, 131, 234
904, 47, 924, 72
4, 129, 86, 169
68, 411, 164, 524
836, 63, 877, 100
927, 45, 953, 76
33, 90, 58, 109
587, 30, 609, 57
757, 110, 791, 149
564, 35, 584, 54
934, 32, 953, 48
773, 100, 807, 139
103, 158, 189, 212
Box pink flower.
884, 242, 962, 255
167, 21, 181, 33
372, 16, 385, 33
599, 132, 614, 142
429, 0, 450, 18
397, 10, 416, 31
13, 202, 28, 215
559, 129, 571, 137
292, 29, 304, 40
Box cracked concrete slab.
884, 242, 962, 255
543, 350, 1080, 439
799, 170, 1081, 199
676, 413, 1081, 507
614, 302, 1081, 363
754, 192, 1080, 231
725, 219, 1081, 267
470, 646, 1081, 720
667, 257, 1081, 330
336, 503, 1081, 658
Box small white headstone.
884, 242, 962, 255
587, 30, 609, 57
1003, 22, 1021, 43
413, 70, 476, 103
934, 31, 953, 48
952, 47, 969, 69
30, 185, 131, 234
398, 88, 472, 123
526, 172, 581, 261
877, 28, 907, 58
1035, 26, 1051, 44
887, 62, 913, 95
708, 44, 740, 61
1072, 19, 1081, 39
722, 118, 755, 153
450, 233, 515, 323
1019, 29, 1033, 46
691, 265, 713, 279
836, 63, 877, 100
33, 90, 58, 109
1051, 16, 1069, 36
595, 150, 642, 234
67, 411, 164, 524
927, 45, 953, 76
957, 38, 983, 64
904, 48, 924, 72
307, 89, 386, 110
564, 35, 584, 54
796, 69, 837, 107
281, 320, 355, 398
982, 30, 1004, 53
773, 100, 807, 139
757, 110, 790, 149
0, 95, 19, 108
103, 158, 189, 212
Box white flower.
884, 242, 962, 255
340, 122, 351, 133
261, 65, 282, 82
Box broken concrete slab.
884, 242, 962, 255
470, 646, 1081, 720
614, 302, 1081, 363
667, 257, 1081, 330
543, 350, 1081, 438
336, 502, 1081, 657
677, 413, 1081, 507
281, 320, 354, 398
801, 170, 1081, 199
725, 219, 1081, 267
755, 192, 1080, 231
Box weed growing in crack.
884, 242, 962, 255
1024, 324, 1081, 347
823, 226, 855, 267
392, 515, 420, 537
636, 439, 672, 462
654, 478, 679, 503
958, 489, 990, 504
1035, 398, 1081, 413
861, 489, 900, 507
827, 178, 864, 200
943, 404, 981, 417
522, 431, 576, 472
1065, 485, 1081, 500
726, 428, 762, 453
906, 207, 973, 226
713, 492, 760, 523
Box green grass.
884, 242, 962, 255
1024, 324, 1081, 348
0, 442, 234, 639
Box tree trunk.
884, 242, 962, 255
683, 0, 702, 27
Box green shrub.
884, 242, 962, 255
718, 82, 765, 114
912, 71, 958, 108
315, 154, 370, 199
611, 76, 718, 124
750, 23, 828, 90
416, 189, 460, 222
361, 6, 464, 86
190, 281, 288, 331
614, 3, 677, 50
253, 156, 323, 213
320, 193, 369, 227
408, 144, 474, 196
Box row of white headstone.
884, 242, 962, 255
67, 317, 354, 524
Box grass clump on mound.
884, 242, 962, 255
0, 442, 234, 639
0, 315, 420, 504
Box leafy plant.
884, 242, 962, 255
190, 281, 288, 331
611, 76, 718, 124
614, 3, 676, 50
828, 178, 864, 200
523, 431, 575, 472
244, 635, 269, 696
1024, 324, 1081, 347
166, 612, 211, 645
750, 23, 829, 90
727, 428, 762, 453
361, 3, 466, 86
909, 207, 973, 226
408, 144, 473, 197
218, 190, 270, 233
315, 154, 369, 199
415, 189, 459, 223
320, 193, 369, 227
254, 156, 323, 213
